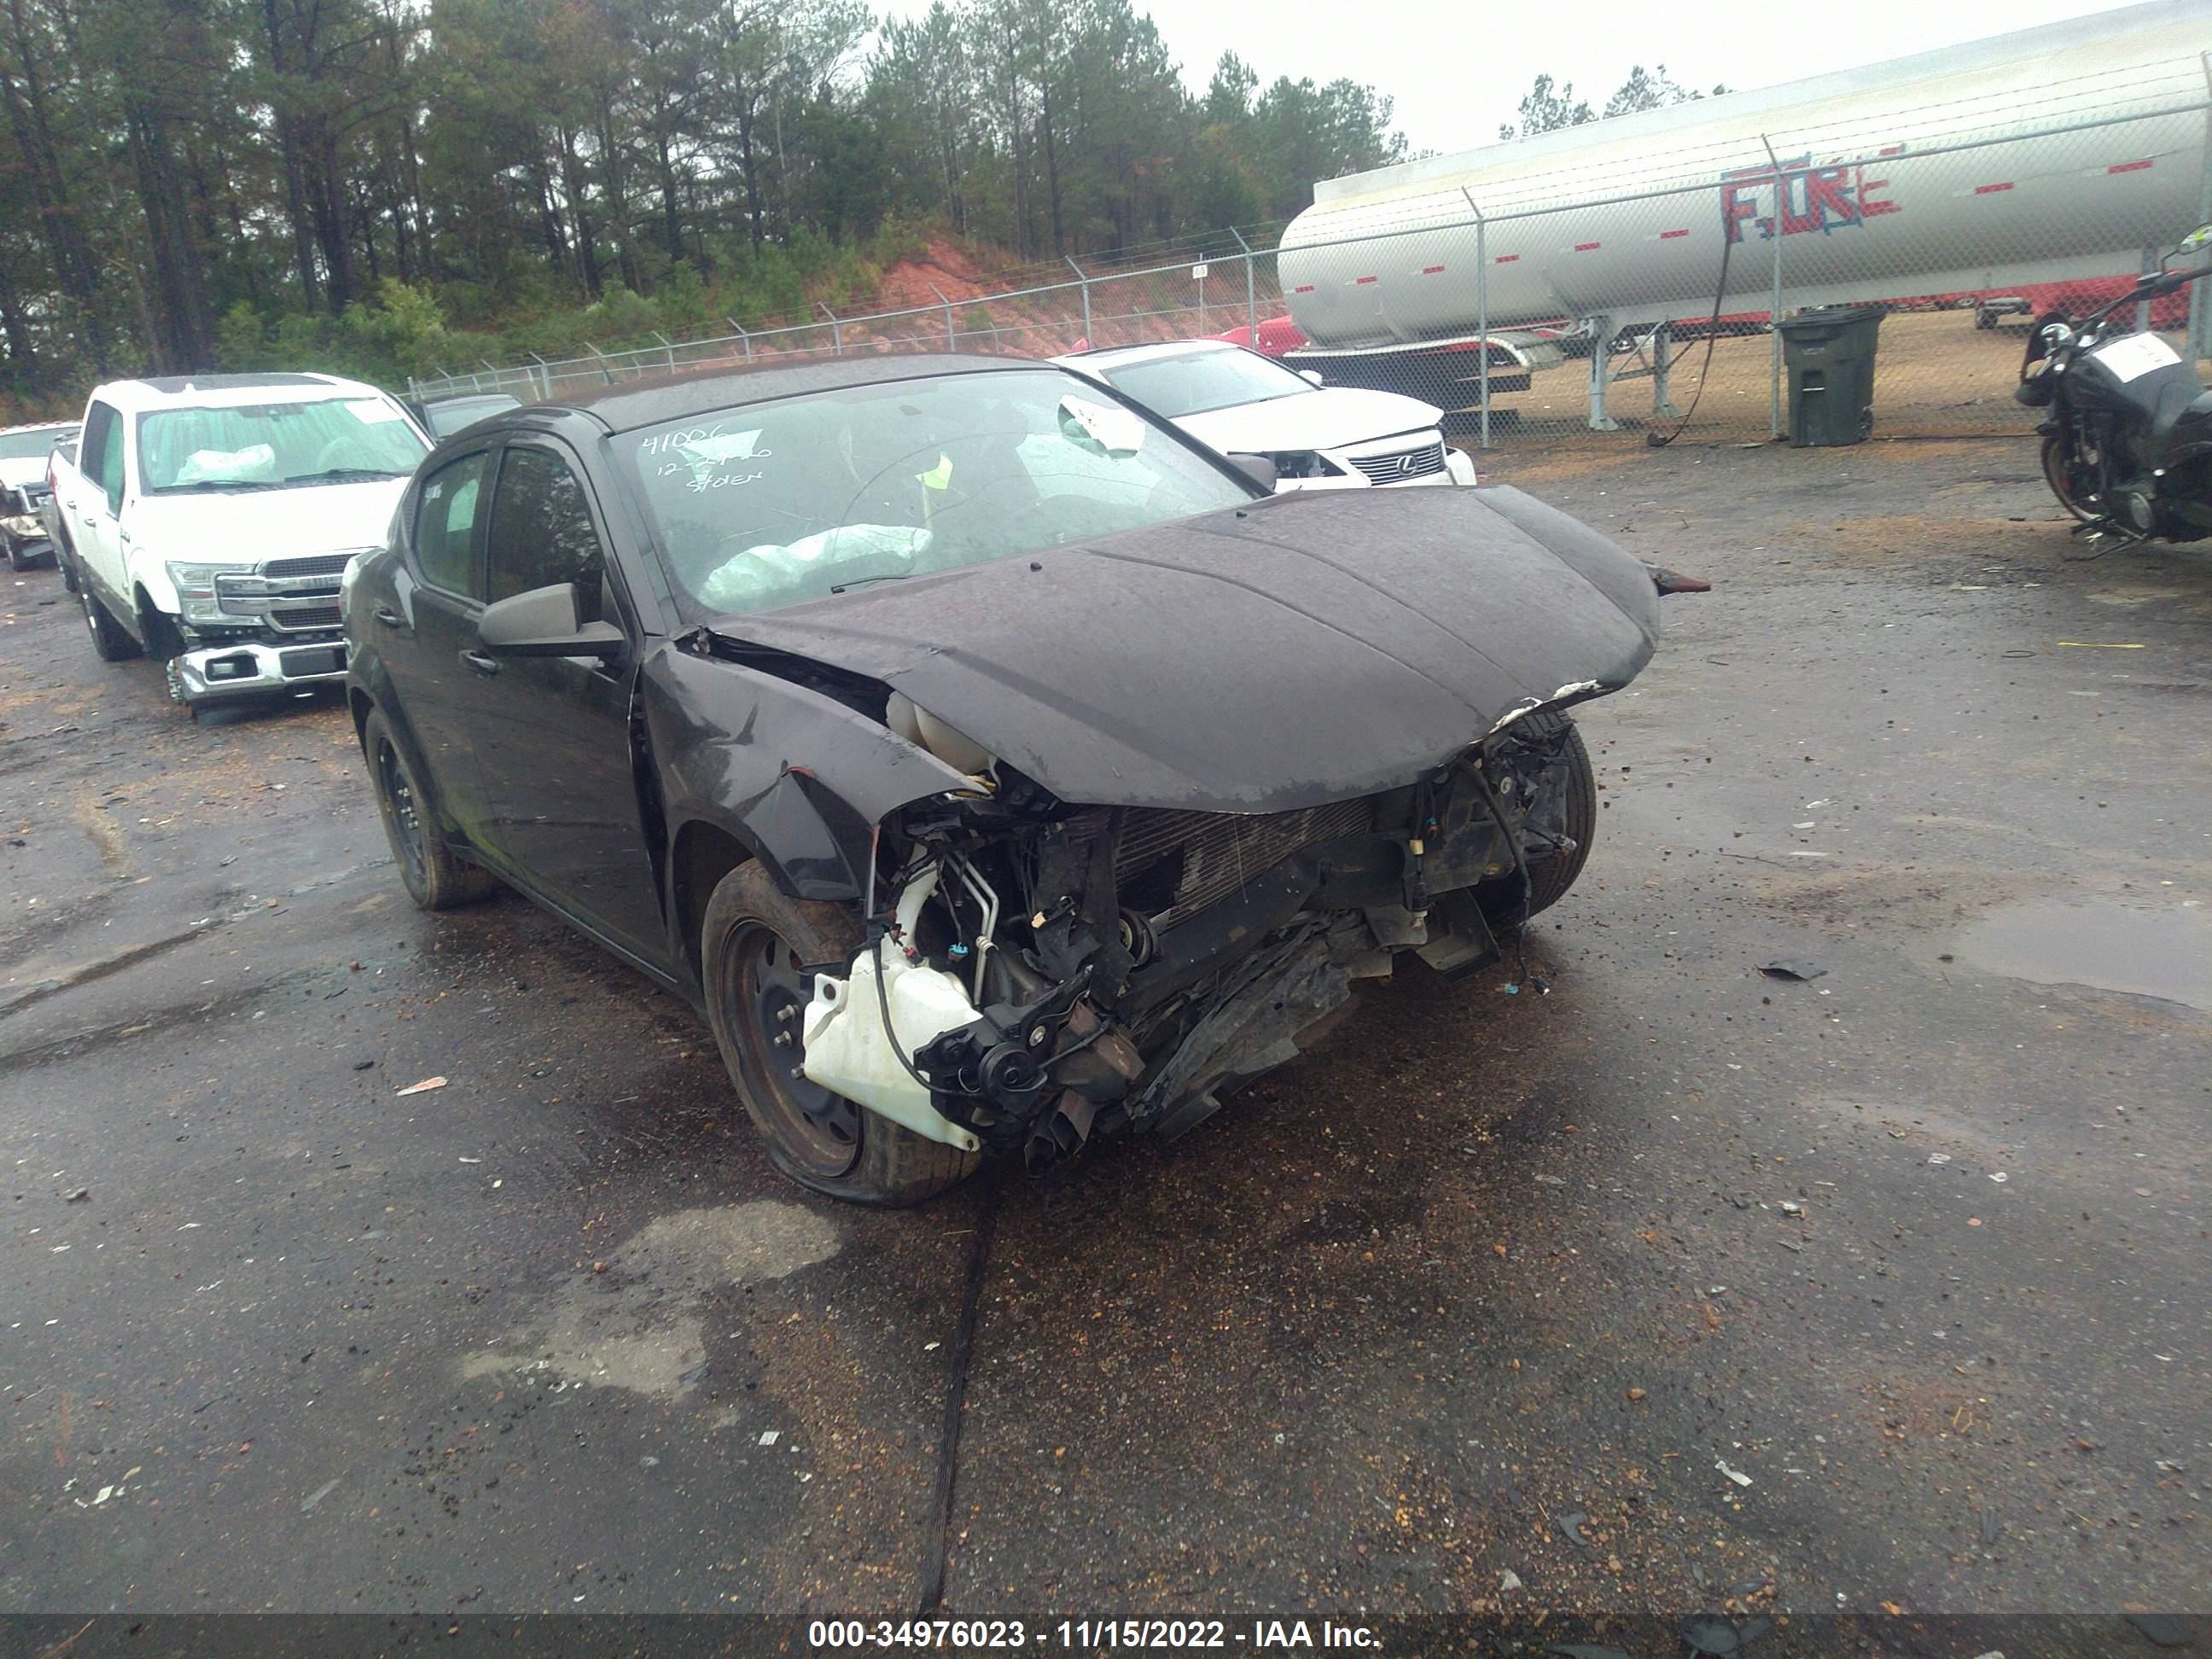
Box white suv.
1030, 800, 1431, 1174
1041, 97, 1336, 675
1055, 340, 1477, 491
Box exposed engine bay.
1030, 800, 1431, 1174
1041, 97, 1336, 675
796, 703, 1593, 1176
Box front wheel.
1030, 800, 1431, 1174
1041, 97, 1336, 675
2040, 433, 2102, 527
701, 863, 976, 1207
1478, 710, 1598, 928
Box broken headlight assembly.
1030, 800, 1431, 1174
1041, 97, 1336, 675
795, 848, 1145, 1176
1266, 450, 1345, 481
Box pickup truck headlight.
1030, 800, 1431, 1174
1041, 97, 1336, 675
1268, 451, 1345, 481
166, 561, 241, 623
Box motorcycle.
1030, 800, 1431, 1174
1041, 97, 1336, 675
2017, 224, 2212, 547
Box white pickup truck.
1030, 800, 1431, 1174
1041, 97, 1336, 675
50, 371, 430, 713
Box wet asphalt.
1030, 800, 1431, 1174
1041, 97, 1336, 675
1, 437, 2207, 1626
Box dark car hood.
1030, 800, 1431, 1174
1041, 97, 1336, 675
707, 485, 1662, 814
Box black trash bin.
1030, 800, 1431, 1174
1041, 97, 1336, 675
1778, 305, 1886, 446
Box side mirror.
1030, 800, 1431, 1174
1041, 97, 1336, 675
1298, 369, 1324, 387
1226, 452, 1278, 492
2163, 225, 2212, 271
479, 582, 625, 659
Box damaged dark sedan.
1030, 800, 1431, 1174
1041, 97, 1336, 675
345, 353, 1679, 1205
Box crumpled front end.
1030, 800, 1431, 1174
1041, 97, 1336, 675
794, 709, 1596, 1173
682, 482, 1682, 1179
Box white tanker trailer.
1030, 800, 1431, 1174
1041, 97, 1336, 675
1274, 0, 2212, 427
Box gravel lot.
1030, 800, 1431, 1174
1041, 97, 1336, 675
2, 435, 2207, 1640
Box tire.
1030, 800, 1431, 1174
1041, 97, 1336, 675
82, 585, 140, 661
361, 707, 497, 911
1493, 709, 1598, 922
2041, 433, 2101, 527
701, 863, 977, 1207
139, 602, 186, 663
3, 534, 24, 572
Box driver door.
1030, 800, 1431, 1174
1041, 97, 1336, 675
468, 441, 667, 966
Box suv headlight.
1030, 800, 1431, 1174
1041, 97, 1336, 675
1267, 451, 1344, 480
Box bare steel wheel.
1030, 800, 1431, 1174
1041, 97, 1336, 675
701, 863, 976, 1206
727, 921, 864, 1177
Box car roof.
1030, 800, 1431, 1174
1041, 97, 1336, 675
91, 372, 393, 413
550, 352, 1057, 434
0, 420, 79, 435
1060, 340, 1240, 372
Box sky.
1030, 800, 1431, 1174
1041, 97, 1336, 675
874, 0, 2140, 158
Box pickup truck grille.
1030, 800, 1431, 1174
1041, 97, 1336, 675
265, 552, 358, 579
1349, 442, 1447, 485
213, 564, 346, 635
267, 602, 342, 633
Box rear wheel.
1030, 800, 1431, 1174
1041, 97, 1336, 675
361, 707, 497, 911
701, 863, 976, 1207
82, 585, 139, 661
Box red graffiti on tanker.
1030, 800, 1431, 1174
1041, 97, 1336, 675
1721, 154, 1898, 244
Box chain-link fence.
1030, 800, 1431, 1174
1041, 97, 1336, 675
412, 88, 2212, 454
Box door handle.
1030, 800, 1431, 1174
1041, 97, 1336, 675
461, 649, 502, 677
373, 605, 405, 629
81, 515, 96, 527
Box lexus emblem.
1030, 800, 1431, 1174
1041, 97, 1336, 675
1393, 453, 1417, 477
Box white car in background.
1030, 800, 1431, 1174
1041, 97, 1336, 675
1054, 340, 1476, 491
0, 419, 79, 569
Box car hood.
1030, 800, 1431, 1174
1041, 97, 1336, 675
703, 486, 1662, 815
126, 477, 410, 564
1173, 387, 1443, 455
0, 457, 49, 490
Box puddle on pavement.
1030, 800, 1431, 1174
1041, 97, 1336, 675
1953, 899, 2212, 1012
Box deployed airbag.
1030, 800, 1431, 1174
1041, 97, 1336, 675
697, 524, 934, 610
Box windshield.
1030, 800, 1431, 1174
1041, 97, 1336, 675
622, 368, 1254, 617
1095, 348, 1313, 418
0, 427, 72, 462
137, 398, 428, 493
